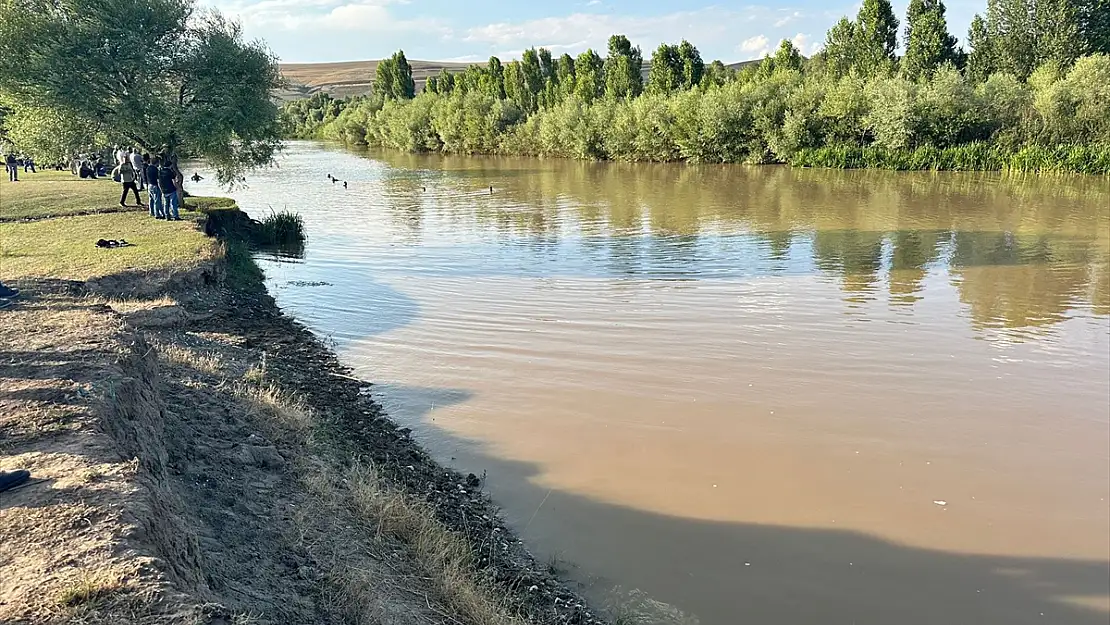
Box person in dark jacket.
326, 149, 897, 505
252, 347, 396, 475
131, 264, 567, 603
5, 153, 17, 182
146, 156, 165, 218
157, 158, 180, 220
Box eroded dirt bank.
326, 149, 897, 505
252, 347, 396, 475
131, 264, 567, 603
0, 246, 606, 624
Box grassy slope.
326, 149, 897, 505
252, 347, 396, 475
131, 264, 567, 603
0, 174, 214, 280
0, 170, 131, 220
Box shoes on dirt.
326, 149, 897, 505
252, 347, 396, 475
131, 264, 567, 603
95, 239, 133, 248
0, 470, 31, 493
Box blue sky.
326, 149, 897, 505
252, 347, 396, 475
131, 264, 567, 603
203, 0, 985, 64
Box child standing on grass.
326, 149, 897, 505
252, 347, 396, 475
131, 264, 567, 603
112, 158, 142, 207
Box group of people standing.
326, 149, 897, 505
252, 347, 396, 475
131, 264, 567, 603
110, 146, 183, 221
4, 153, 35, 181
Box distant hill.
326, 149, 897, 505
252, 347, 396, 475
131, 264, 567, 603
277, 59, 472, 101
278, 58, 765, 102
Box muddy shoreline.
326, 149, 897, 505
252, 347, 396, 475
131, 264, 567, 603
1, 210, 608, 623
194, 251, 607, 624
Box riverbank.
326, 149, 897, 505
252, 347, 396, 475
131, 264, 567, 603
0, 175, 605, 624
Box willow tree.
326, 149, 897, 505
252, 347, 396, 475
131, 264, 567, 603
0, 0, 280, 183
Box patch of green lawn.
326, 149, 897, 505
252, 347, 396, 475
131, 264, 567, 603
0, 170, 134, 221
0, 212, 216, 281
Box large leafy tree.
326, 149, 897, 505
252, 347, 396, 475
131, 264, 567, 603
969, 0, 1085, 81
604, 34, 644, 99
823, 18, 861, 77
573, 49, 605, 103
521, 48, 545, 110
485, 56, 507, 99
903, 0, 959, 79
647, 44, 682, 93
1079, 0, 1110, 53
677, 40, 705, 88
556, 54, 577, 99
856, 0, 900, 75
392, 51, 416, 99
0, 0, 280, 182
966, 14, 997, 81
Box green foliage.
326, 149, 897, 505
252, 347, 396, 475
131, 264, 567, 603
257, 210, 306, 246
701, 61, 734, 88
0, 0, 281, 184
772, 40, 804, 74
277, 24, 1110, 176
375, 50, 416, 100
791, 142, 1110, 174
903, 0, 959, 80
1079, 0, 1110, 53
856, 0, 900, 76
824, 18, 862, 77
966, 15, 996, 81
574, 50, 605, 103
604, 35, 644, 99
0, 99, 106, 163
678, 41, 705, 89
648, 44, 683, 94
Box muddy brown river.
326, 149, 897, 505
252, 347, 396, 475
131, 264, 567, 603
190, 141, 1110, 625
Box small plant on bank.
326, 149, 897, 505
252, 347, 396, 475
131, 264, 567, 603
257, 210, 306, 246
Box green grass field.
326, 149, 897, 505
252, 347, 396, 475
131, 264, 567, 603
0, 170, 137, 220
0, 171, 217, 281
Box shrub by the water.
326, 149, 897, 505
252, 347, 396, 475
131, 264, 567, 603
257, 210, 306, 246
790, 143, 1110, 174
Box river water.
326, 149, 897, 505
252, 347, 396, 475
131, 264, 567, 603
190, 141, 1110, 625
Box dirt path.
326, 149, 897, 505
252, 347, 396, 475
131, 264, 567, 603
0, 254, 605, 624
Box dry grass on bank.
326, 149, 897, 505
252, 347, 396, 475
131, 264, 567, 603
339, 462, 517, 625
232, 362, 516, 625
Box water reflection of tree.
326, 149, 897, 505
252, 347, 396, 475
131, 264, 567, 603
889, 231, 948, 305
812, 231, 886, 297
361, 148, 1109, 330
950, 232, 1096, 331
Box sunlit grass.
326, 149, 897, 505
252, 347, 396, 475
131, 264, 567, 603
0, 212, 214, 281
0, 170, 129, 221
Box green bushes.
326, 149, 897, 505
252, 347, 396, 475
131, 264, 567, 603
790, 143, 1110, 174
282, 49, 1110, 175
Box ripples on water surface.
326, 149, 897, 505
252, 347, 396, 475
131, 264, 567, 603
191, 142, 1110, 625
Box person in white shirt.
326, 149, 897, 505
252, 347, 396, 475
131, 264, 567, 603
129, 148, 145, 190
115, 146, 127, 165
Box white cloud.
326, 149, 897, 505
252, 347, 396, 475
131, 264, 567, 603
774, 11, 804, 28
208, 0, 445, 34
739, 34, 771, 57
791, 32, 820, 56
462, 7, 798, 61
